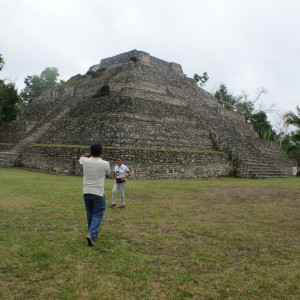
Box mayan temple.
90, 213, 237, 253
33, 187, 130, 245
0, 50, 294, 178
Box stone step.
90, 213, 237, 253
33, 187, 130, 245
189, 98, 292, 178
0, 152, 20, 167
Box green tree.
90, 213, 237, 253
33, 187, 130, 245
0, 54, 4, 71
194, 72, 209, 87
284, 106, 300, 131
234, 91, 257, 121
0, 55, 22, 125
20, 67, 64, 103
280, 132, 300, 163
282, 106, 300, 163
250, 111, 277, 140
235, 100, 255, 121
214, 84, 236, 110
213, 84, 277, 140
0, 80, 22, 124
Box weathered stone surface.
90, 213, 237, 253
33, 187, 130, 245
0, 50, 295, 178
20, 145, 233, 178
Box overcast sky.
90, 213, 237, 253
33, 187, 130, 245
1, 0, 299, 128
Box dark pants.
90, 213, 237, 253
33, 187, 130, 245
83, 194, 106, 240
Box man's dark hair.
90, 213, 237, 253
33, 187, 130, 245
90, 144, 102, 156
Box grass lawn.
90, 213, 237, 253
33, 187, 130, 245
0, 168, 299, 299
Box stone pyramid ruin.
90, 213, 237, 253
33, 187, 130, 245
0, 50, 294, 178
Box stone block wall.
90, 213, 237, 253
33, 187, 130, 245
98, 50, 184, 78
0, 143, 13, 151
0, 120, 38, 143
20, 145, 233, 178
37, 93, 214, 150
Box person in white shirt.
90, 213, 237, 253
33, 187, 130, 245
110, 157, 131, 208
79, 144, 111, 246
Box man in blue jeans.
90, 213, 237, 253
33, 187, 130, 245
79, 144, 111, 246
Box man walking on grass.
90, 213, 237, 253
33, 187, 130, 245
79, 144, 111, 246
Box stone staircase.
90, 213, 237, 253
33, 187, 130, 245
0, 107, 71, 167
188, 94, 290, 178
211, 131, 287, 178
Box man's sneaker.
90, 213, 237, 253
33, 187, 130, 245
118, 205, 125, 208
86, 235, 94, 247
110, 204, 117, 208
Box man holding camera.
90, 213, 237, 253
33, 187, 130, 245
110, 156, 131, 208
79, 144, 111, 246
